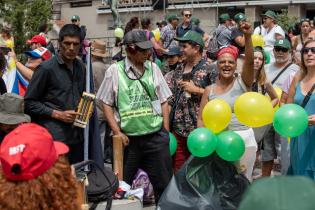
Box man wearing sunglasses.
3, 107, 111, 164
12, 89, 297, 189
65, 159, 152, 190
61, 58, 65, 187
176, 9, 206, 40
97, 29, 173, 204
262, 39, 299, 177
259, 10, 285, 63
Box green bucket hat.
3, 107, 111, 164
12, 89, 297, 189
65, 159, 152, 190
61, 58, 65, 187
219, 13, 231, 23
239, 176, 315, 210
174, 30, 205, 47
167, 13, 179, 22
234, 13, 247, 23
191, 17, 200, 25
262, 10, 277, 20
274, 39, 291, 49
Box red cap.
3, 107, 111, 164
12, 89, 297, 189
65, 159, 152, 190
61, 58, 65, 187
0, 123, 69, 181
217, 45, 239, 60
27, 35, 47, 46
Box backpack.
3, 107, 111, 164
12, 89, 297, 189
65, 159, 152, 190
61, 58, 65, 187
74, 160, 119, 210
207, 30, 222, 60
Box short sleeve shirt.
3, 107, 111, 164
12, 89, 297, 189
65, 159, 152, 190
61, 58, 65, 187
166, 59, 217, 137
265, 62, 299, 88
215, 24, 232, 47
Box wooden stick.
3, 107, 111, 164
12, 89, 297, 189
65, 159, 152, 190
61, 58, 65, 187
113, 135, 124, 180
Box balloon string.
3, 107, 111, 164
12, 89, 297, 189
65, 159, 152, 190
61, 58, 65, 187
288, 137, 291, 144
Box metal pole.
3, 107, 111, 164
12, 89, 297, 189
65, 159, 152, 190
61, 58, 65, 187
163, 0, 166, 16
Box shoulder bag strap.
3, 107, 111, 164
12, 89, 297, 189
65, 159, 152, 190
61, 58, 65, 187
129, 62, 154, 101
271, 63, 293, 85
301, 83, 315, 108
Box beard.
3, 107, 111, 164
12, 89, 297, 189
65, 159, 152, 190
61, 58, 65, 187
275, 56, 289, 64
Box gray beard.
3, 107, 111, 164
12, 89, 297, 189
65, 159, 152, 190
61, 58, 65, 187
275, 56, 289, 64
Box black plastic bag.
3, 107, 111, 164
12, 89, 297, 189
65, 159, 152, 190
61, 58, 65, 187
157, 154, 249, 210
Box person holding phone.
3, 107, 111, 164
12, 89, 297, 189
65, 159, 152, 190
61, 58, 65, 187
167, 31, 217, 171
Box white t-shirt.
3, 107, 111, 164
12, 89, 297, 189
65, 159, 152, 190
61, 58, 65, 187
253, 25, 267, 35
265, 62, 299, 88
261, 25, 285, 63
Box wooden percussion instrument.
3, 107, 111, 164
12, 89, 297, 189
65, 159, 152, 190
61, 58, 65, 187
74, 92, 95, 128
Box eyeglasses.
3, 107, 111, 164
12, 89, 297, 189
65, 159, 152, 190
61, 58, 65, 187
184, 14, 192, 18
71, 19, 78, 23
301, 47, 315, 54
263, 17, 270, 21
274, 47, 289, 53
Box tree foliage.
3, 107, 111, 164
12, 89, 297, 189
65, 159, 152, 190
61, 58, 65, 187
276, 9, 298, 32
0, 0, 52, 54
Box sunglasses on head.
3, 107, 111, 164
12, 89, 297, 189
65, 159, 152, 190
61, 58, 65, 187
184, 14, 192, 17
301, 47, 315, 54
300, 18, 310, 23
274, 47, 289, 53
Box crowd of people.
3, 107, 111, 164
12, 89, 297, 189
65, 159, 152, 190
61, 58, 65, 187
0, 8, 315, 209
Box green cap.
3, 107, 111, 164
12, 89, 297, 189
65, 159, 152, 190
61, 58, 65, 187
167, 14, 179, 22
219, 13, 231, 23
71, 15, 80, 21
239, 176, 315, 210
191, 17, 200, 25
262, 10, 277, 20
174, 30, 205, 47
234, 13, 246, 23
274, 39, 291, 49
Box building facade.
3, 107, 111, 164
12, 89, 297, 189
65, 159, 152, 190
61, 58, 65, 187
51, 0, 315, 39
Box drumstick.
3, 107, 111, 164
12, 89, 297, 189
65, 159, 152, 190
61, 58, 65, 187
113, 135, 124, 180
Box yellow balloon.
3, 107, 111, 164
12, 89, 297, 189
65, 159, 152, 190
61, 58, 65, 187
202, 99, 232, 133
153, 29, 161, 41
234, 92, 274, 128
252, 34, 264, 48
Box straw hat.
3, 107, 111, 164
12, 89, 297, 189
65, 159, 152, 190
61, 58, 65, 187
91, 40, 109, 58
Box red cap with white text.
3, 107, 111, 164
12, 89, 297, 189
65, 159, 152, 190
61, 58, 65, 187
0, 123, 69, 181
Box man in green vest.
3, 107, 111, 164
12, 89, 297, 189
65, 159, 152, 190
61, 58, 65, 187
97, 29, 173, 203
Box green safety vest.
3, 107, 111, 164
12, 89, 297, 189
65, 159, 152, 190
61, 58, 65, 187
117, 60, 163, 136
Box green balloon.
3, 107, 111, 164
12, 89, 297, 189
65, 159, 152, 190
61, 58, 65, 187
273, 104, 308, 138
169, 133, 177, 156
187, 128, 217, 158
114, 27, 124, 39
216, 131, 245, 161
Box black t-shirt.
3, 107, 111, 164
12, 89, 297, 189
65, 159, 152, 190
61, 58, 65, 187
0, 77, 6, 95
231, 28, 245, 54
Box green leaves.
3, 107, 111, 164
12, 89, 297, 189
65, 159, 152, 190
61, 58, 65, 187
0, 0, 52, 54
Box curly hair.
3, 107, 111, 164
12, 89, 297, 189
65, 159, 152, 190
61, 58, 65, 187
0, 156, 80, 210
124, 17, 139, 34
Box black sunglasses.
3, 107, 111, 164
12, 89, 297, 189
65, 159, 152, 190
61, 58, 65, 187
274, 47, 289, 53
302, 47, 315, 54
71, 19, 78, 22
184, 14, 192, 17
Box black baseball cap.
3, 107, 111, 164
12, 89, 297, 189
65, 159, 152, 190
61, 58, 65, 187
164, 46, 182, 56
123, 29, 153, 49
